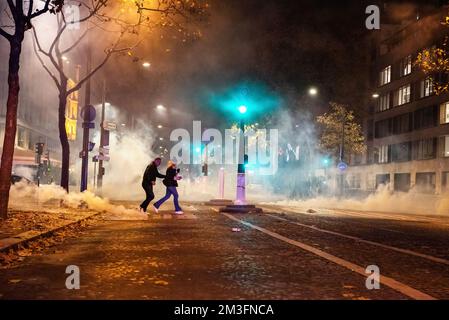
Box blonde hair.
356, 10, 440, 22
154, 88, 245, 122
167, 160, 176, 168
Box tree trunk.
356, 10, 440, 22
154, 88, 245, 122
0, 37, 23, 219
58, 85, 70, 192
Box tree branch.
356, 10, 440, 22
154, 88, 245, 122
68, 34, 139, 95
32, 30, 61, 90
61, 27, 92, 54
0, 27, 12, 41
6, 0, 17, 23
27, 0, 34, 18
30, 0, 51, 19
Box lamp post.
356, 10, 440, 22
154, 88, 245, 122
219, 104, 262, 213
236, 105, 247, 204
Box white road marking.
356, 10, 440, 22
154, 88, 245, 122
221, 212, 436, 300
265, 214, 449, 266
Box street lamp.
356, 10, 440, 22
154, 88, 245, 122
156, 104, 165, 111
142, 62, 151, 68
236, 105, 247, 205
308, 87, 318, 96
219, 104, 262, 213
238, 105, 247, 114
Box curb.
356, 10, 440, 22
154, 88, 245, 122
0, 211, 102, 253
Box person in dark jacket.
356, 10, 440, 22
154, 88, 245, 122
153, 161, 183, 214
140, 158, 165, 213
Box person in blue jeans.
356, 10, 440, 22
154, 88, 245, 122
153, 161, 184, 215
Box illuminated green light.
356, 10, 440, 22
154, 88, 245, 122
238, 105, 247, 114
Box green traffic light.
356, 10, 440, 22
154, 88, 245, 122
238, 105, 247, 114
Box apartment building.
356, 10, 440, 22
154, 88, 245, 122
346, 6, 449, 195
0, 32, 84, 183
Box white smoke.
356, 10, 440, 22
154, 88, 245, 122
263, 184, 449, 216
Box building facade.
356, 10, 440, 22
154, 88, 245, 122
0, 32, 82, 184
345, 6, 449, 195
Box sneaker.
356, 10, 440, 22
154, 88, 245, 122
175, 211, 184, 215
152, 205, 159, 214
139, 207, 145, 213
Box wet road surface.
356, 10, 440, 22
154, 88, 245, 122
1, 202, 449, 299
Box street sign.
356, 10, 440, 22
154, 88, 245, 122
81, 104, 96, 122
103, 121, 117, 131
88, 141, 96, 152
99, 146, 109, 155
337, 161, 348, 172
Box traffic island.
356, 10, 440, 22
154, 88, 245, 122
219, 204, 263, 214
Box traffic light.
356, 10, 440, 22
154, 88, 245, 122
202, 163, 208, 176
321, 156, 331, 167
35, 142, 44, 155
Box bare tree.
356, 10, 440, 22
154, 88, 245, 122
32, 0, 143, 191
0, 0, 63, 219
32, 0, 209, 192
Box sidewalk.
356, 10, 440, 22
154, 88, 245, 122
0, 200, 101, 256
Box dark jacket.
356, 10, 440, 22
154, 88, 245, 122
142, 163, 165, 186
163, 167, 179, 187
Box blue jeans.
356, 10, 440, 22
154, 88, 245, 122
154, 187, 182, 212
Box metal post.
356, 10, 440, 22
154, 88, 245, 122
80, 31, 92, 192
236, 118, 246, 204
339, 113, 346, 197
97, 80, 106, 191
93, 160, 97, 191
218, 167, 225, 199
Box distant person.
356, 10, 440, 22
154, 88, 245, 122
153, 160, 184, 215
140, 157, 165, 213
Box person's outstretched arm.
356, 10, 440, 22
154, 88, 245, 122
156, 170, 166, 179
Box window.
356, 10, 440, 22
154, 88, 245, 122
414, 106, 438, 130
442, 172, 449, 193
393, 113, 412, 134
415, 172, 436, 194
393, 84, 411, 106
400, 55, 412, 77
440, 102, 449, 124
376, 93, 390, 112
17, 127, 28, 149
379, 65, 391, 86
375, 118, 392, 138
394, 173, 411, 192
375, 145, 389, 164
391, 142, 412, 162
348, 174, 361, 189
439, 136, 449, 157
420, 77, 434, 98
376, 174, 390, 189
413, 138, 437, 160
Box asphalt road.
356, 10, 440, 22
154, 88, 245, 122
1, 202, 449, 300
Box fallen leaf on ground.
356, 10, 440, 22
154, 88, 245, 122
154, 280, 169, 286
8, 279, 22, 283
